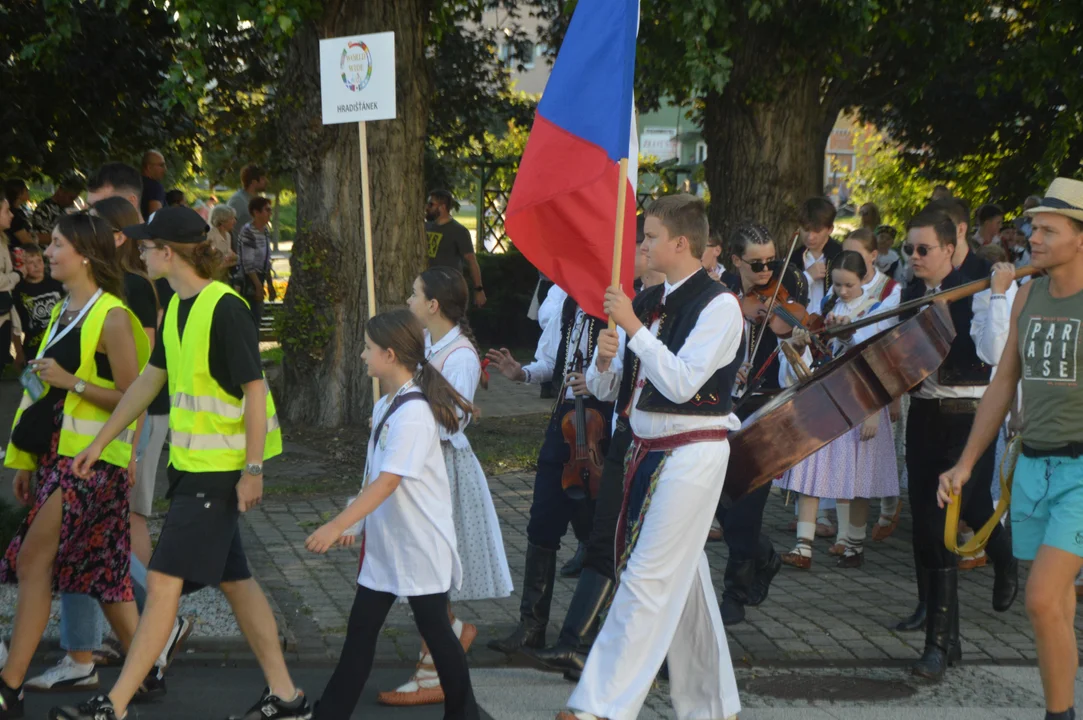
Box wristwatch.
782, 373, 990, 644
245, 463, 263, 476
475, 286, 485, 293
72, 379, 87, 395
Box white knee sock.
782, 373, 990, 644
846, 523, 867, 553
834, 502, 851, 546
879, 496, 900, 523
794, 522, 815, 557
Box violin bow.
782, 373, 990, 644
746, 229, 802, 372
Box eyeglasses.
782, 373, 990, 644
742, 258, 780, 273
903, 244, 939, 257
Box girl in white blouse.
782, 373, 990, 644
304, 308, 479, 720
373, 267, 512, 707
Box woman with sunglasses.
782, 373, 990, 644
712, 223, 808, 625
0, 213, 150, 717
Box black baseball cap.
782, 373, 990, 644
123, 206, 209, 244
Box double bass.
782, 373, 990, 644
721, 265, 1038, 506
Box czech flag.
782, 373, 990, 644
505, 0, 639, 320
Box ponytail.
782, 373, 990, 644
416, 361, 478, 434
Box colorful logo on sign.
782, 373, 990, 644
341, 41, 373, 92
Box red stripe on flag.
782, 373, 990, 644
506, 115, 636, 320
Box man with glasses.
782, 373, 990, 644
712, 223, 809, 625
898, 208, 1019, 682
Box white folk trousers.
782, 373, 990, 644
567, 440, 741, 720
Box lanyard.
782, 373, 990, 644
363, 381, 424, 484
36, 288, 103, 360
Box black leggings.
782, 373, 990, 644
315, 586, 479, 720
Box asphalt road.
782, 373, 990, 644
22, 665, 495, 719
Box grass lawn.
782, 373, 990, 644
467, 412, 547, 476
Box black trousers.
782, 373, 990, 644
526, 404, 606, 551
716, 395, 775, 565
315, 586, 478, 720
581, 423, 633, 580
906, 397, 999, 570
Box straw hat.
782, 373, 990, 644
1025, 177, 1083, 222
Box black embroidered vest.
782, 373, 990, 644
616, 269, 744, 417
552, 296, 606, 390
902, 261, 993, 386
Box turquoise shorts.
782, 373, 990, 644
1011, 454, 1083, 561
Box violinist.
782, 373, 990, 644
777, 247, 901, 570
485, 295, 611, 656
939, 177, 1083, 720
713, 222, 808, 625
897, 207, 1019, 683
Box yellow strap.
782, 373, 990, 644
945, 436, 1019, 557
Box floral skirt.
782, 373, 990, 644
0, 404, 134, 603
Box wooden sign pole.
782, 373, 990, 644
359, 120, 380, 404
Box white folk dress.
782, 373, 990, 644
775, 271, 901, 501
427, 328, 514, 601
359, 383, 462, 597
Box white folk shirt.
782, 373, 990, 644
804, 249, 830, 314
522, 299, 593, 401
425, 327, 479, 450
536, 285, 568, 333
358, 385, 462, 597
586, 271, 744, 439
910, 272, 1017, 401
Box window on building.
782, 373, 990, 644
695, 141, 708, 164
521, 41, 536, 69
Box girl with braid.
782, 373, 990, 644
373, 267, 512, 707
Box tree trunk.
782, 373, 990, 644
702, 60, 841, 256
276, 0, 430, 426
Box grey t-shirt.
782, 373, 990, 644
227, 189, 253, 227
426, 219, 474, 271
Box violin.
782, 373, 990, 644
741, 276, 831, 358
560, 353, 605, 500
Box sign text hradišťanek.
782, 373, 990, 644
337, 100, 381, 114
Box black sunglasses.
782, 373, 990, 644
903, 244, 938, 257
743, 258, 780, 273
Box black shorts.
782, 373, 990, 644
149, 494, 253, 592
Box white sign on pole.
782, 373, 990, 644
319, 32, 397, 125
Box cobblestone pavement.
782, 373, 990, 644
244, 471, 1079, 666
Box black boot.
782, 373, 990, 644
986, 530, 1019, 612
720, 558, 757, 625
489, 543, 557, 653
560, 542, 586, 579
748, 545, 782, 607
896, 556, 927, 632
911, 568, 961, 681
523, 568, 614, 673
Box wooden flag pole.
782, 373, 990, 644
607, 157, 630, 330
359, 121, 380, 404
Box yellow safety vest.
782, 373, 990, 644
6, 293, 150, 471
164, 281, 282, 472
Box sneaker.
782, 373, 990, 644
228, 687, 312, 720
25, 656, 99, 693
48, 695, 120, 720
156, 616, 193, 670
130, 666, 166, 704
90, 639, 124, 668
0, 677, 23, 719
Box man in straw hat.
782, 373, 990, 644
941, 177, 1083, 720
